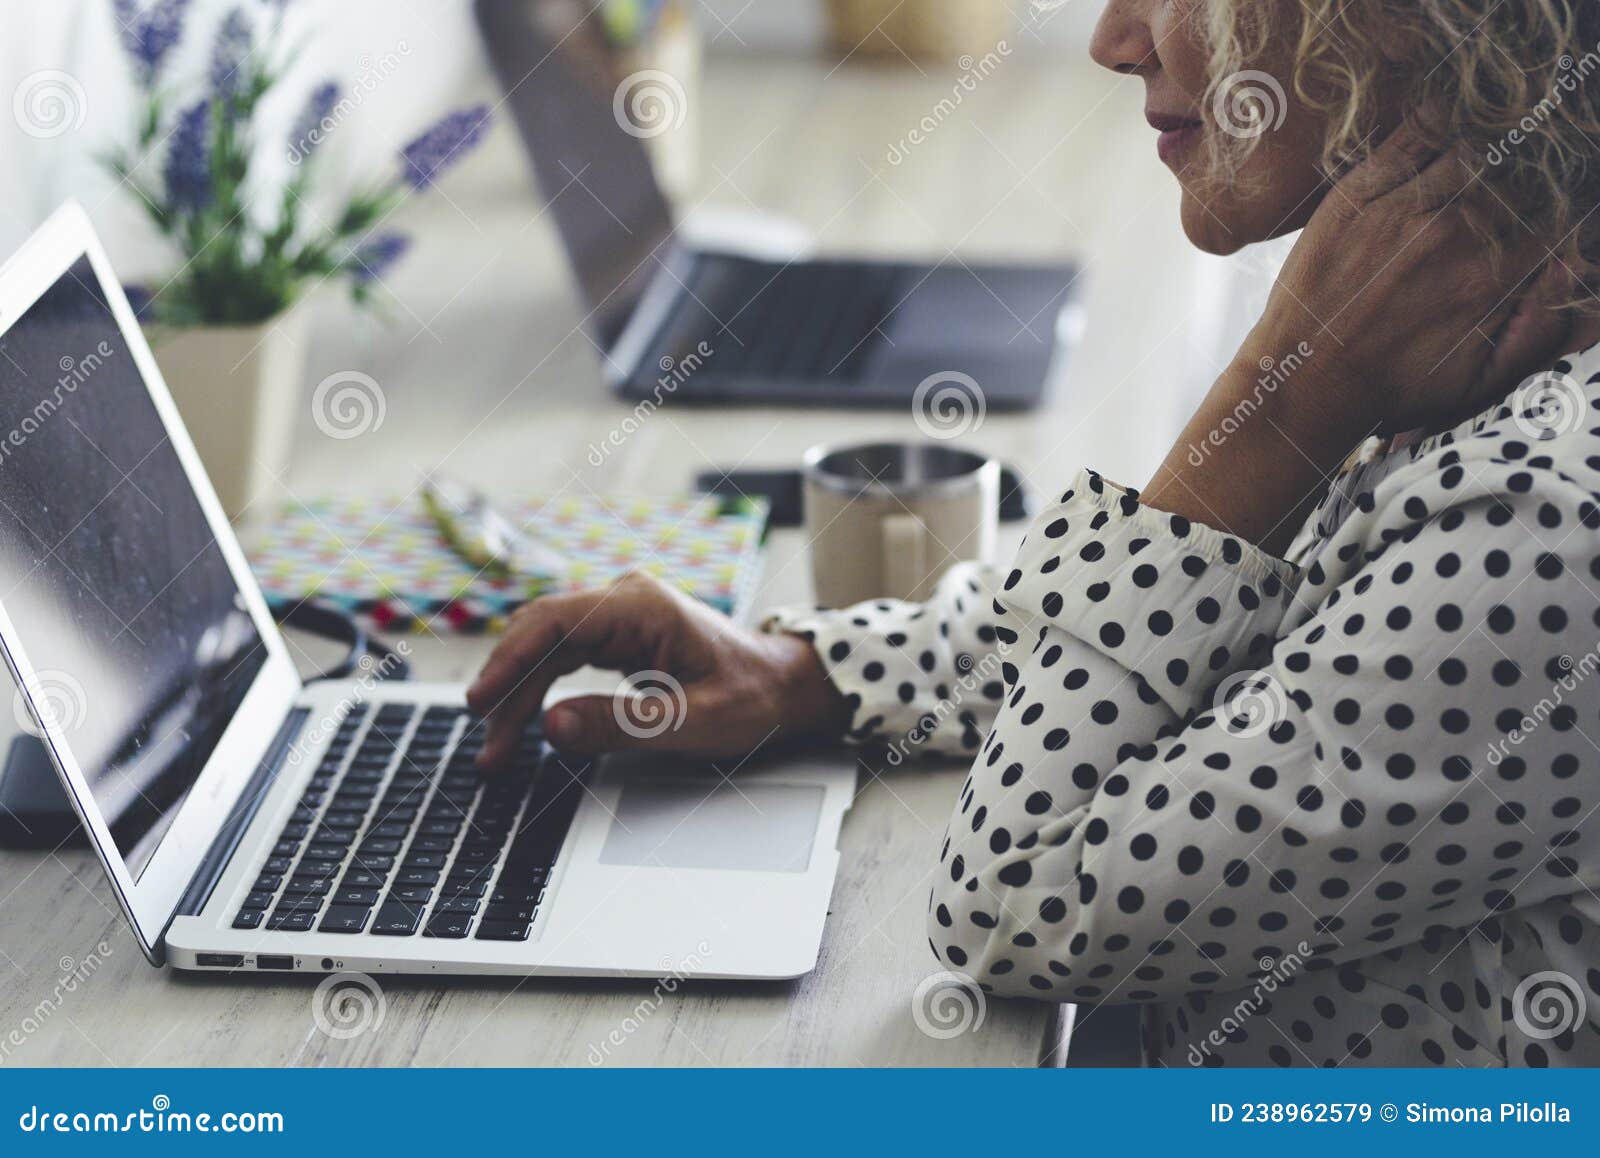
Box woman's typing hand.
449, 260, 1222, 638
466, 571, 848, 765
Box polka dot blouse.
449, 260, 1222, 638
770, 342, 1600, 1067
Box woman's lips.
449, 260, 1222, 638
1147, 113, 1204, 166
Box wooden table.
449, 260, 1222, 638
0, 51, 1208, 1066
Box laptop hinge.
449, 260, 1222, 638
169, 707, 311, 925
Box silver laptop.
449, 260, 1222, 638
475, 0, 1084, 410
0, 204, 854, 979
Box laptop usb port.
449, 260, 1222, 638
196, 953, 244, 968
255, 955, 295, 971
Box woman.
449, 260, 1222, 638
470, 0, 1600, 1066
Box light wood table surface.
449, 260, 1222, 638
0, 49, 1212, 1066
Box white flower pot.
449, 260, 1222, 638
149, 309, 308, 522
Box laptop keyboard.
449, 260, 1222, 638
231, 703, 582, 941
665, 261, 902, 385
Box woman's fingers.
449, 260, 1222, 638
1481, 260, 1578, 395
467, 588, 628, 766
543, 688, 723, 756
1331, 119, 1442, 208
466, 573, 697, 767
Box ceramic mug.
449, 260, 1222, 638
802, 441, 1000, 607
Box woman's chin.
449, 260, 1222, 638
1179, 196, 1249, 256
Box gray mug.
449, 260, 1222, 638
802, 442, 1000, 607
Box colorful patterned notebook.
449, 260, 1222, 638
248, 492, 768, 635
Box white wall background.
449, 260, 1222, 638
692, 0, 1099, 51
0, 0, 1099, 268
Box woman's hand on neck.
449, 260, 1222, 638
1141, 125, 1586, 557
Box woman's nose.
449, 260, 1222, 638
1090, 0, 1158, 77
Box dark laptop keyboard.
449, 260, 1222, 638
232, 703, 582, 941
668, 261, 902, 384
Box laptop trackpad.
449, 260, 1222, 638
598, 780, 823, 873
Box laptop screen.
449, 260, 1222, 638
0, 256, 267, 878
477, 0, 677, 348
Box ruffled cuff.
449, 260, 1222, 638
997, 468, 1299, 715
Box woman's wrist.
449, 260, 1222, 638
1143, 333, 1373, 557
762, 631, 853, 739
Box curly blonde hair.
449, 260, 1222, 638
1205, 0, 1600, 293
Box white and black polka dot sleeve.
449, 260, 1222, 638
914, 449, 1599, 1005
768, 560, 1015, 759
769, 348, 1600, 1064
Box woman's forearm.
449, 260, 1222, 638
1142, 334, 1374, 557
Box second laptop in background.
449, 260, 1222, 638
475, 0, 1084, 410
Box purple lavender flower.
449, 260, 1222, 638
400, 105, 491, 189
349, 233, 411, 283
112, 0, 191, 88
209, 8, 254, 101
164, 99, 213, 212
289, 81, 341, 162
